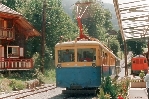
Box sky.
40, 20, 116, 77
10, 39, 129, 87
102, 0, 113, 4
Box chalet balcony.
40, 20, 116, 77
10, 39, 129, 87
0, 28, 15, 40
0, 58, 33, 70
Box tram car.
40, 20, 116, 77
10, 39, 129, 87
55, 1, 120, 94
55, 37, 120, 94
131, 55, 148, 75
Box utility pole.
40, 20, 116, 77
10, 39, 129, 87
124, 40, 128, 76
146, 38, 149, 69
41, 0, 46, 74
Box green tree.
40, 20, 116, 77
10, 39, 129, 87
127, 40, 146, 56
73, 0, 113, 39
2, 0, 78, 69
101, 76, 119, 99
23, 0, 78, 68
117, 30, 146, 56
109, 39, 120, 56
72, 0, 121, 54
1, 0, 18, 10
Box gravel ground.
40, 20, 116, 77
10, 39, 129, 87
0, 87, 98, 99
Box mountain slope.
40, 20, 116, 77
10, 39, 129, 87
103, 3, 119, 30
61, 0, 119, 30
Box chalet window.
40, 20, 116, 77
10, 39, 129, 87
7, 46, 20, 58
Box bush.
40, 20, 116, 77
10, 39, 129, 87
98, 88, 105, 99
139, 70, 145, 80
100, 76, 119, 99
98, 88, 111, 99
9, 79, 26, 91
117, 77, 130, 98
0, 78, 11, 92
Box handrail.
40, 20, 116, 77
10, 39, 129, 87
0, 58, 33, 70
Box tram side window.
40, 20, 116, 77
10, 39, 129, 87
77, 48, 96, 62
58, 49, 74, 62
133, 60, 135, 63
144, 60, 146, 63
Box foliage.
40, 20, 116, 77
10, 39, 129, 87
2, 0, 78, 70
100, 76, 130, 99
139, 70, 145, 80
0, 78, 11, 92
9, 79, 26, 91
1, 0, 24, 11
1, 0, 121, 71
73, 0, 113, 39
117, 30, 146, 56
72, 0, 121, 55
127, 40, 146, 56
23, 0, 78, 69
98, 87, 111, 99
44, 69, 56, 84
32, 68, 45, 84
117, 77, 130, 98
100, 76, 119, 99
98, 87, 105, 99
33, 68, 56, 84
0, 73, 4, 78
109, 39, 120, 56
131, 79, 145, 82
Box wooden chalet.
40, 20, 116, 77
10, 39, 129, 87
0, 3, 40, 70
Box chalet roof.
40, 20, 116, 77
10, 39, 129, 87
0, 3, 21, 16
0, 3, 41, 37
113, 0, 149, 41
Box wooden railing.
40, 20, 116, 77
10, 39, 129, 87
0, 58, 33, 70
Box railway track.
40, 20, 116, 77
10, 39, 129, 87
0, 84, 56, 99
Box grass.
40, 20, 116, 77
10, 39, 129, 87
0, 52, 56, 92
0, 67, 56, 92
44, 69, 56, 84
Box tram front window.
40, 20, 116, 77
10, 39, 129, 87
77, 48, 96, 62
58, 49, 74, 62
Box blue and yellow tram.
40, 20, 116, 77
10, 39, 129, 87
55, 1, 120, 94
55, 38, 119, 94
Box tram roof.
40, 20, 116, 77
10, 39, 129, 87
113, 0, 149, 41
55, 40, 117, 58
55, 41, 100, 47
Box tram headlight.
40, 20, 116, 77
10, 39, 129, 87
92, 62, 96, 67
57, 63, 61, 68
